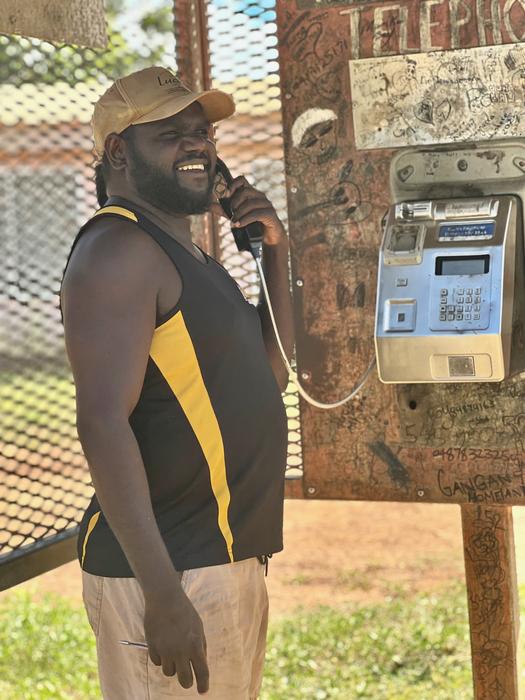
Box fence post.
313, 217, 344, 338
172, 0, 219, 257
461, 504, 523, 699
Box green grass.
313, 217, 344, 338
0, 582, 479, 700
0, 591, 99, 700
261, 583, 473, 700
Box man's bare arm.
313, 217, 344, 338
61, 222, 208, 692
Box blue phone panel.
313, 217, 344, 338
438, 221, 495, 240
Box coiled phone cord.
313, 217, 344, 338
254, 255, 376, 409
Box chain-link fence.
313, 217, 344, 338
0, 0, 302, 587
207, 0, 302, 479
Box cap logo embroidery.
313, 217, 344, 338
157, 75, 184, 88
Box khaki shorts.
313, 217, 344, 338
82, 557, 269, 699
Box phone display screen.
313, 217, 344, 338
435, 255, 490, 276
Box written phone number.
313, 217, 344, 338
432, 448, 523, 462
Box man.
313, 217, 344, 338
61, 66, 294, 699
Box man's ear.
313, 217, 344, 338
105, 133, 128, 171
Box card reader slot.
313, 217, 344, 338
383, 299, 417, 332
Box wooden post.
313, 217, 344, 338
461, 505, 522, 700
172, 0, 219, 257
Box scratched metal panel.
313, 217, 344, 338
397, 378, 525, 450
351, 44, 525, 149
277, 0, 525, 506
0, 0, 107, 48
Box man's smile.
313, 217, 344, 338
174, 160, 211, 186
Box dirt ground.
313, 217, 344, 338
8, 500, 525, 619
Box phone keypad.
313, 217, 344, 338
438, 287, 484, 323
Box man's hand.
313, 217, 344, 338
144, 589, 209, 694
211, 176, 286, 247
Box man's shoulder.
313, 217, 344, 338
67, 215, 160, 277
62, 216, 166, 309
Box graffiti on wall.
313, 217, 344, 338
277, 0, 525, 506
350, 42, 525, 148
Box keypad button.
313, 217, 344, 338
447, 313, 454, 321
457, 305, 463, 312
474, 296, 481, 304
457, 297, 464, 304
440, 289, 448, 296
466, 288, 473, 295
457, 313, 463, 320
473, 313, 480, 320
440, 313, 446, 321
447, 305, 454, 312
457, 288, 464, 294
474, 304, 480, 312
465, 305, 472, 312
465, 313, 471, 320
466, 296, 472, 304
440, 304, 447, 312
475, 287, 481, 294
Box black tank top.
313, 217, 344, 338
63, 197, 287, 576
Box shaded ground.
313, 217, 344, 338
4, 499, 503, 618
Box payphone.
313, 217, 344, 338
375, 140, 525, 383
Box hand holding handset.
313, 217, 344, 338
214, 157, 264, 260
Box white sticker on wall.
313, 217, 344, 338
349, 43, 525, 150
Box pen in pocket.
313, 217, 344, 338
119, 640, 148, 649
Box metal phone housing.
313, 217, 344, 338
375, 140, 525, 383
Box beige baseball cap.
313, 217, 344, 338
92, 66, 235, 157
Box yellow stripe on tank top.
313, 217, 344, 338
149, 311, 234, 561
81, 510, 101, 568
91, 206, 138, 222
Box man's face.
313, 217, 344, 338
124, 103, 217, 215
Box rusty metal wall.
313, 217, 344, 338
276, 0, 525, 504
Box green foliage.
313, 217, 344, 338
0, 583, 482, 700
0, 590, 99, 700
0, 7, 173, 87
140, 7, 173, 35
261, 582, 475, 699
0, 372, 75, 431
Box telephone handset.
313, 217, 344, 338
214, 157, 264, 259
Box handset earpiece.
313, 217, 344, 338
214, 158, 263, 259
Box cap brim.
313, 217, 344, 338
131, 89, 235, 127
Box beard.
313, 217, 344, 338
127, 141, 214, 215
